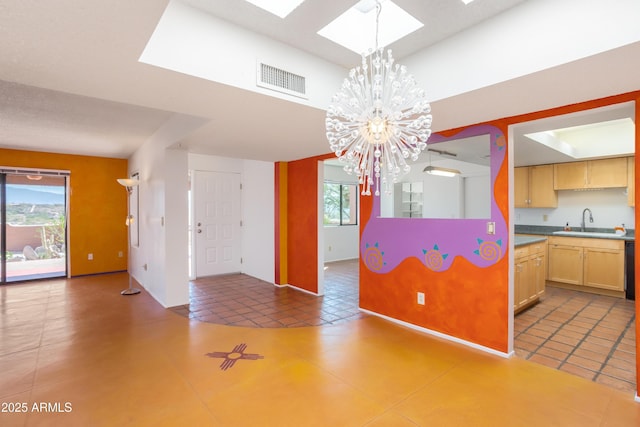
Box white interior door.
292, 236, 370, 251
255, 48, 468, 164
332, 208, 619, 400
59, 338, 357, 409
194, 170, 241, 277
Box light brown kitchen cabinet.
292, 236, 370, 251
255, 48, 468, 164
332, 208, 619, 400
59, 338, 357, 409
554, 158, 628, 190
628, 156, 635, 207
514, 240, 546, 313
547, 236, 625, 297
553, 162, 586, 190
514, 252, 529, 312
547, 243, 582, 285
514, 165, 557, 208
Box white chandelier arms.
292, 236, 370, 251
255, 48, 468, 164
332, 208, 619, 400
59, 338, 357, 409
326, 1, 432, 196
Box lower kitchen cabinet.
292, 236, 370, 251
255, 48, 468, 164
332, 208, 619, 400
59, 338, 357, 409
547, 236, 625, 296
514, 240, 546, 313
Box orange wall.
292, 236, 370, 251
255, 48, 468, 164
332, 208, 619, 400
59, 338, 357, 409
285, 157, 319, 293
359, 94, 640, 353
0, 148, 128, 276
281, 154, 332, 293
359, 122, 510, 352
277, 91, 640, 357
276, 92, 639, 392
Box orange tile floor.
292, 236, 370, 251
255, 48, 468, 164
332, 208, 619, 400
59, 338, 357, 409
515, 286, 637, 393
2, 270, 640, 426
171, 259, 367, 327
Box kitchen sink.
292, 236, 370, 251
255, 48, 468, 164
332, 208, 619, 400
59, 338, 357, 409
552, 231, 623, 238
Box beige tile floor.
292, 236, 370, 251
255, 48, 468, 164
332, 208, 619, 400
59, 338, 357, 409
2, 272, 640, 426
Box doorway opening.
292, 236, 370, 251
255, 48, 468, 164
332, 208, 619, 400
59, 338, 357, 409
511, 101, 636, 393
321, 159, 361, 316
1, 168, 69, 284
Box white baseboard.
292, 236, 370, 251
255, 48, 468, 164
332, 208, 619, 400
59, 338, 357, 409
273, 282, 320, 296
359, 308, 512, 359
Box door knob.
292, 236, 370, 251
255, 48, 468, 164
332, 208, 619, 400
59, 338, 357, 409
197, 229, 202, 233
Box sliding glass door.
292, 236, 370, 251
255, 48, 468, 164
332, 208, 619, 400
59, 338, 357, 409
0, 171, 68, 283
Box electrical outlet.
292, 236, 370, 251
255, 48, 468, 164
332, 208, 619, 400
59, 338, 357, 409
88, 253, 93, 260
543, 214, 548, 222
417, 292, 425, 305
118, 251, 123, 258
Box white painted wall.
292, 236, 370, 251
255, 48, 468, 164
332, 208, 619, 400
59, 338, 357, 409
241, 160, 275, 283
164, 149, 190, 306
515, 188, 635, 230
128, 114, 203, 308
323, 163, 359, 262
140, 0, 347, 110
188, 153, 275, 284
129, 133, 167, 305
404, 0, 640, 103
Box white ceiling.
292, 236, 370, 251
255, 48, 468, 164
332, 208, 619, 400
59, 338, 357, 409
0, 0, 638, 164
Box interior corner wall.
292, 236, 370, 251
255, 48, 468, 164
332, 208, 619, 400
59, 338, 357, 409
164, 149, 189, 307
0, 148, 128, 276
241, 159, 275, 283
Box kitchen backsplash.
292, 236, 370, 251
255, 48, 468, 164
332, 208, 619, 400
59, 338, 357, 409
515, 187, 635, 229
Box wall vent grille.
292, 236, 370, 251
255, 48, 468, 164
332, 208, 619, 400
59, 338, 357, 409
257, 62, 307, 99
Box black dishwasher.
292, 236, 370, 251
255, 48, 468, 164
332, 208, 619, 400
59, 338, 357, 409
625, 241, 635, 300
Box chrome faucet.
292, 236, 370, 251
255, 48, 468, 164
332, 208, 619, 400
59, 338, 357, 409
581, 208, 594, 232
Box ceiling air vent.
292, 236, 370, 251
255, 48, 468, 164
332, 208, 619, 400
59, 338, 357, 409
257, 62, 307, 99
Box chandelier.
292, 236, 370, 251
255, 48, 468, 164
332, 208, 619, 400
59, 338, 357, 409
325, 1, 432, 196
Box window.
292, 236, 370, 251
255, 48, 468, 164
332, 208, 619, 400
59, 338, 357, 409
323, 182, 358, 226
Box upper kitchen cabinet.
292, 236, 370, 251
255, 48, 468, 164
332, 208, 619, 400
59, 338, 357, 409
514, 165, 557, 208
553, 157, 628, 190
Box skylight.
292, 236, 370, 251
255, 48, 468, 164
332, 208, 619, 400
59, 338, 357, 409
524, 118, 635, 159
244, 0, 306, 18
317, 0, 423, 55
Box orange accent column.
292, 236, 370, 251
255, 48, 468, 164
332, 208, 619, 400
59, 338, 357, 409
274, 162, 288, 285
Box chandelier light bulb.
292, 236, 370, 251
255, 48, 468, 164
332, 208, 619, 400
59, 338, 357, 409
326, 48, 432, 196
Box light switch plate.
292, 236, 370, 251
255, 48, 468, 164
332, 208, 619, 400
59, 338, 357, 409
487, 221, 496, 235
